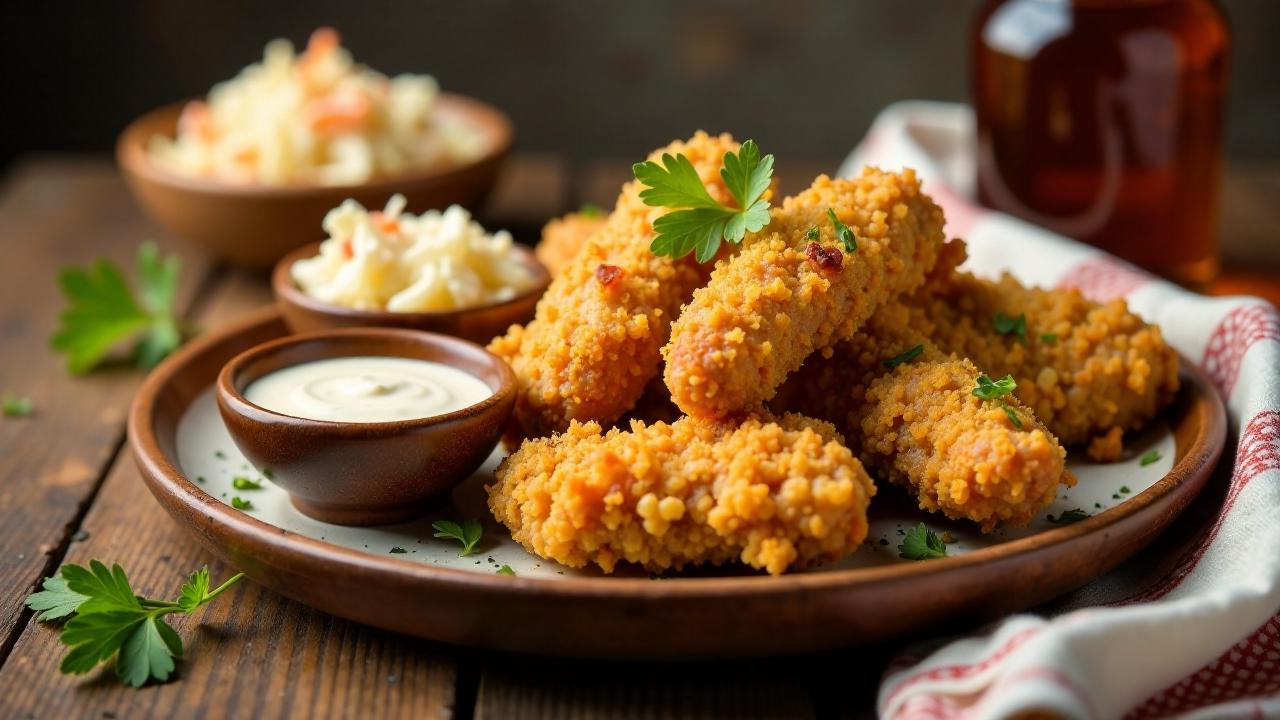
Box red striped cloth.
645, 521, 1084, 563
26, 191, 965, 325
841, 102, 1280, 720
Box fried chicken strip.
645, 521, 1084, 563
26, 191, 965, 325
487, 413, 876, 575
664, 168, 946, 418
489, 132, 742, 439
905, 267, 1180, 452
780, 300, 1069, 531
535, 211, 607, 277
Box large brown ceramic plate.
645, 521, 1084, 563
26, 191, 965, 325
129, 308, 1226, 659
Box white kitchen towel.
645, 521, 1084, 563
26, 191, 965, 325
839, 101, 1280, 720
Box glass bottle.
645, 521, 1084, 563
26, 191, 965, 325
973, 0, 1230, 286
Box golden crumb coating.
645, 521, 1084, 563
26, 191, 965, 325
535, 212, 607, 277
908, 265, 1180, 447
664, 168, 946, 419
779, 301, 1070, 531
489, 132, 741, 439
859, 360, 1069, 531
487, 413, 876, 575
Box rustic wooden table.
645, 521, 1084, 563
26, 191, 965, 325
0, 157, 1275, 719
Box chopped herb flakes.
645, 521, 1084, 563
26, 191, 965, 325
1119, 485, 1131, 494
1040, 332, 1058, 344
1047, 509, 1090, 524
883, 344, 925, 369
972, 374, 1023, 429
230, 496, 253, 511
1139, 450, 1161, 467
826, 208, 857, 253
231, 477, 262, 490
389, 547, 407, 554
496, 565, 516, 576
993, 312, 1029, 345
804, 226, 819, 242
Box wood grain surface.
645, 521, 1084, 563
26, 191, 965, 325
0, 156, 1273, 719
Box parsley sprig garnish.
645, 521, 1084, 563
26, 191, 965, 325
883, 344, 925, 369
972, 374, 1023, 429
50, 243, 184, 374
993, 312, 1029, 345
634, 139, 774, 262
432, 519, 484, 556
24, 561, 242, 687
899, 522, 947, 560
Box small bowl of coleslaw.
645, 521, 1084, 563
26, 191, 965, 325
272, 194, 550, 344
117, 28, 512, 268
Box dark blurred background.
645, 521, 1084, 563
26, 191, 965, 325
1, 0, 1276, 171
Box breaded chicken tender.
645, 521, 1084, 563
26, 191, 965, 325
780, 300, 1069, 531
906, 257, 1180, 448
487, 413, 876, 575
664, 168, 946, 419
535, 211, 607, 277
489, 132, 742, 439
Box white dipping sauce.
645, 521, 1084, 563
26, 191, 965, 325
244, 356, 492, 423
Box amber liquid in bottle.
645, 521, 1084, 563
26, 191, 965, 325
973, 0, 1230, 286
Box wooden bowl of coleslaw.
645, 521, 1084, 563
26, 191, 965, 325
117, 95, 512, 268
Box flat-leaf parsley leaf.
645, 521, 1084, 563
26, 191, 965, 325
634, 139, 774, 262
899, 522, 947, 560
432, 519, 484, 556
50, 243, 183, 374
24, 561, 242, 687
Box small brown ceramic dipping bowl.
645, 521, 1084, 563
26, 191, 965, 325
273, 241, 550, 344
216, 328, 514, 526
117, 94, 513, 268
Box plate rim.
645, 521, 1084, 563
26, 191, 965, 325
130, 306, 1228, 601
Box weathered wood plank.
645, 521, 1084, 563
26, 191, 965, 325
474, 657, 817, 720
0, 158, 216, 662
0, 274, 459, 719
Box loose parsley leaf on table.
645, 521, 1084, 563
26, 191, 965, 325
993, 312, 1029, 345
2, 393, 34, 417
50, 243, 183, 374
432, 519, 484, 556
634, 139, 774, 262
24, 561, 243, 687
972, 374, 1023, 429
899, 522, 948, 560
883, 344, 925, 370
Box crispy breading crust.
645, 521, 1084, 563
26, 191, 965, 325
663, 168, 946, 419
907, 259, 1181, 447
535, 212, 607, 278
489, 132, 741, 439
487, 413, 876, 575
859, 359, 1068, 530
779, 300, 1070, 531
